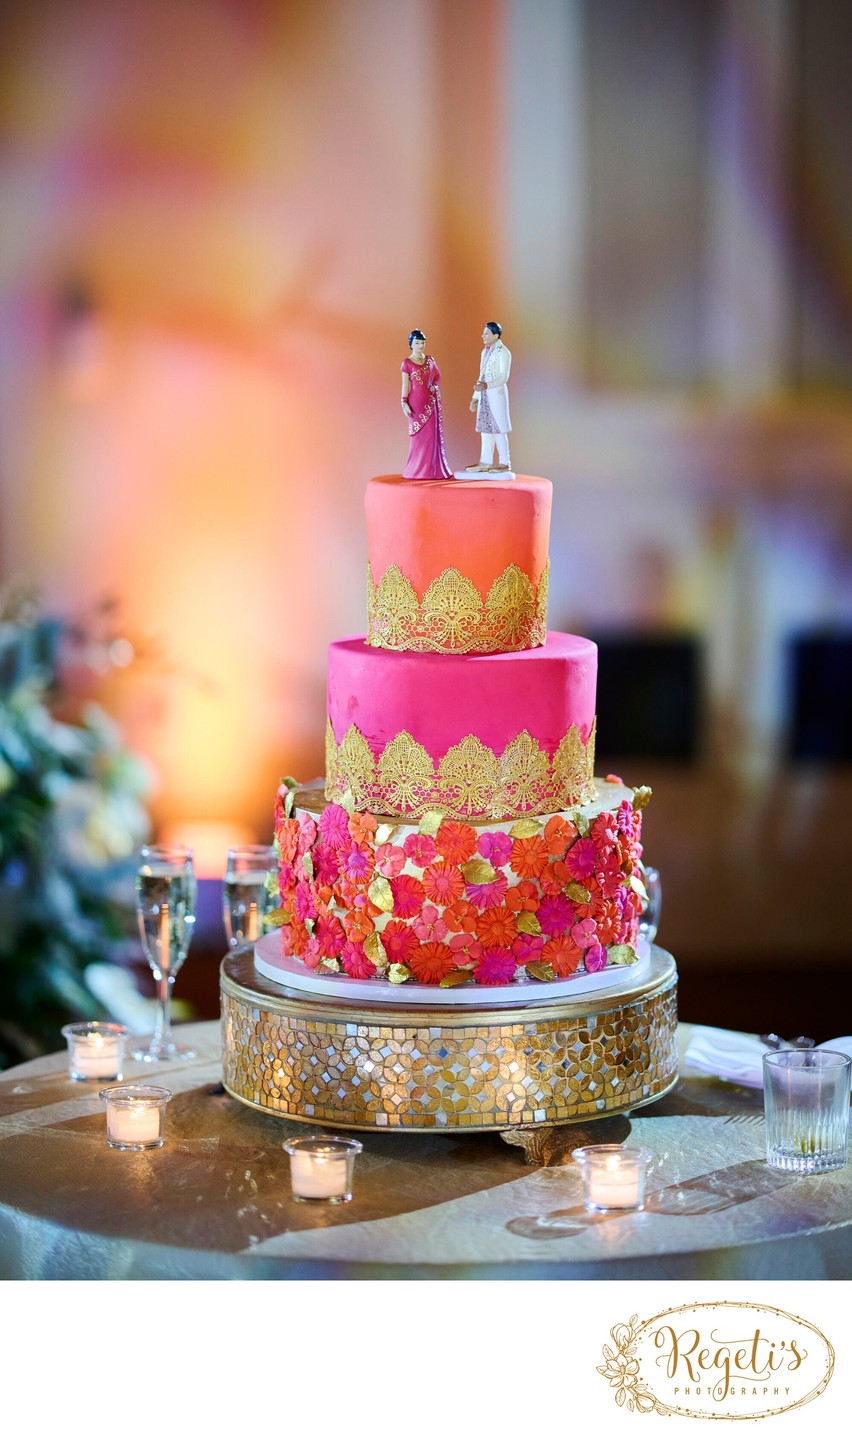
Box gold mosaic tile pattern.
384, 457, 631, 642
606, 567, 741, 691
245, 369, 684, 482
221, 948, 678, 1131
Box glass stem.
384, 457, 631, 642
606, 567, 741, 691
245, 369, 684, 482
152, 972, 174, 1051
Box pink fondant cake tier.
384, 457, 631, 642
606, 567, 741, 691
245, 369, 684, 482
272, 778, 650, 987
325, 632, 597, 819
365, 474, 551, 653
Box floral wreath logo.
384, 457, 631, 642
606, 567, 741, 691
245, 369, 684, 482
597, 1315, 670, 1416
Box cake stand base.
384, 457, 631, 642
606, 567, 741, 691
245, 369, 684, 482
220, 945, 678, 1133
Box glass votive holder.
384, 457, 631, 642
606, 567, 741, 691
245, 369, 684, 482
61, 1022, 131, 1082
763, 1049, 851, 1173
100, 1084, 173, 1150
572, 1144, 654, 1212
283, 1134, 363, 1203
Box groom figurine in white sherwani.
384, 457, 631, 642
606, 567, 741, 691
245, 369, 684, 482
466, 322, 512, 474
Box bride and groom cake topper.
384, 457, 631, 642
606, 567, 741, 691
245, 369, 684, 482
400, 322, 513, 481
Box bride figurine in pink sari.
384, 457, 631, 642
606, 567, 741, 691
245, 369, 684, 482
400, 329, 452, 480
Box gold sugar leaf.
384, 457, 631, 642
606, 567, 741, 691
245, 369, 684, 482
280, 775, 298, 792
301, 851, 314, 880
526, 961, 555, 983
629, 874, 649, 904
571, 810, 590, 837
368, 875, 394, 912
632, 785, 652, 812
320, 957, 341, 973
609, 944, 639, 966
375, 823, 398, 845
516, 911, 542, 936
304, 917, 315, 935
440, 969, 474, 988
418, 809, 444, 836
265, 907, 289, 928
364, 931, 387, 969
462, 858, 496, 885
388, 963, 412, 984
284, 790, 295, 818
339, 787, 356, 816
565, 880, 591, 904
510, 818, 542, 839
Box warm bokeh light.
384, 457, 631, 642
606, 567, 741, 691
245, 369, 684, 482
1, 0, 850, 966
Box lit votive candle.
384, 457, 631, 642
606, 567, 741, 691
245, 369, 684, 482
62, 1022, 130, 1081
572, 1144, 654, 1212
100, 1085, 172, 1150
283, 1134, 363, 1203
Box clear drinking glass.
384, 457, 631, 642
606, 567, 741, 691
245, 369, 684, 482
763, 1049, 851, 1173
638, 865, 661, 943
223, 844, 276, 947
131, 843, 196, 1062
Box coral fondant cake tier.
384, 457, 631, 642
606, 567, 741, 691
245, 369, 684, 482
273, 777, 650, 989
326, 632, 597, 819
365, 475, 551, 653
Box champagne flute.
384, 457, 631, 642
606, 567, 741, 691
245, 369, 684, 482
131, 843, 197, 1062
638, 864, 661, 944
223, 845, 276, 947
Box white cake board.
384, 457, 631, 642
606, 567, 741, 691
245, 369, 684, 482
253, 931, 651, 1008
452, 469, 515, 482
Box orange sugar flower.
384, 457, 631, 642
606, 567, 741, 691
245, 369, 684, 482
539, 859, 570, 894
285, 919, 309, 957
595, 902, 622, 946
543, 815, 577, 858
477, 906, 519, 947
408, 941, 456, 984
277, 818, 300, 865
510, 835, 550, 880
542, 934, 582, 976
505, 880, 539, 914
443, 898, 480, 934
342, 909, 374, 943
436, 820, 478, 865
348, 811, 378, 846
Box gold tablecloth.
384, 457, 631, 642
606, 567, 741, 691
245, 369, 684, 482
1, 1022, 850, 1280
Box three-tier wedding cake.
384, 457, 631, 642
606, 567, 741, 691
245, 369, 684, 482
220, 474, 678, 1130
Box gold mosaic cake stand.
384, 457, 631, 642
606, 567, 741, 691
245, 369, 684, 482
220, 946, 678, 1133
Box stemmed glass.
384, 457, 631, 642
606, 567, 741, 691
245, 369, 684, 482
223, 844, 276, 947
131, 843, 197, 1062
638, 864, 661, 943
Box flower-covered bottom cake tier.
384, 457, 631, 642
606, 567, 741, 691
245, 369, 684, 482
271, 776, 652, 990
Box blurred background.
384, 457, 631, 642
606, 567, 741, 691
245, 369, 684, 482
1, 0, 850, 1062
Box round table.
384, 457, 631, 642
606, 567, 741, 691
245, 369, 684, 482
1, 1022, 849, 1279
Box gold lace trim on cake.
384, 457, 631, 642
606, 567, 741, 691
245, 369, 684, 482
325, 714, 595, 820
366, 559, 549, 653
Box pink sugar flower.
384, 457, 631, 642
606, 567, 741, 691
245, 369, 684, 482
564, 837, 598, 880
318, 804, 352, 850
403, 832, 438, 867
301, 936, 322, 970
315, 911, 344, 959
297, 815, 317, 855
474, 947, 518, 986
313, 843, 341, 887
341, 940, 377, 980
390, 873, 426, 918
584, 943, 607, 973
591, 810, 619, 849
466, 870, 509, 911
571, 917, 598, 950
375, 843, 406, 878
381, 920, 418, 965
616, 800, 636, 840
294, 880, 318, 925
343, 845, 372, 883
537, 894, 574, 936
413, 905, 448, 943
512, 932, 544, 964
478, 830, 513, 867
594, 863, 623, 900
449, 932, 483, 964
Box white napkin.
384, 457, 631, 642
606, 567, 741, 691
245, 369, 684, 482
684, 1026, 852, 1088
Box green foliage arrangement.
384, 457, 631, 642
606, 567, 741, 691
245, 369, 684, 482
0, 592, 151, 1067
